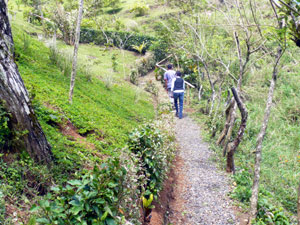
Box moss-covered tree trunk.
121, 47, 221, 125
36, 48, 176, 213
0, 1, 53, 164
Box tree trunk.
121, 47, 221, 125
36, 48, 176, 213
0, 1, 53, 164
248, 46, 283, 224
226, 87, 248, 173
216, 99, 234, 146
69, 0, 84, 103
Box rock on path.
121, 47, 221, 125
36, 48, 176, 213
168, 116, 237, 225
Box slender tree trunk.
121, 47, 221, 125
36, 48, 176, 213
226, 87, 248, 173
0, 1, 53, 164
248, 46, 283, 224
69, 0, 84, 103
217, 99, 234, 146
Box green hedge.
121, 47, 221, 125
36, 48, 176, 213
80, 28, 168, 61
80, 28, 156, 53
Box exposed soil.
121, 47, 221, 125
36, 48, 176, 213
59, 120, 96, 150
149, 155, 187, 225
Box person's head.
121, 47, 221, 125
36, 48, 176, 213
167, 64, 173, 70
176, 71, 182, 77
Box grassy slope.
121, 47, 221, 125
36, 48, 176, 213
4, 12, 154, 183
196, 45, 300, 216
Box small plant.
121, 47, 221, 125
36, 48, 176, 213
23, 33, 31, 52
132, 41, 147, 55
0, 103, 11, 150
254, 195, 290, 224
142, 193, 154, 210
111, 53, 118, 72
130, 69, 139, 85
61, 53, 72, 77
103, 74, 114, 90
49, 45, 60, 65
230, 169, 252, 203
145, 80, 158, 96
80, 63, 93, 82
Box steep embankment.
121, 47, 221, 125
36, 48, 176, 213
0, 19, 156, 223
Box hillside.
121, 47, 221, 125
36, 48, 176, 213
1, 0, 300, 224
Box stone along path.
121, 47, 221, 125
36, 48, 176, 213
168, 116, 237, 225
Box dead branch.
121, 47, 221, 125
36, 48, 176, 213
226, 87, 248, 173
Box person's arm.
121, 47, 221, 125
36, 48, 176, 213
183, 79, 185, 91
171, 78, 176, 92
164, 72, 168, 89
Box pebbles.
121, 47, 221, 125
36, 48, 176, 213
169, 116, 237, 225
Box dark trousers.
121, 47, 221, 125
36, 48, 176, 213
173, 92, 184, 119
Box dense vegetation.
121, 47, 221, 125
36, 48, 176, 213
1, 0, 299, 224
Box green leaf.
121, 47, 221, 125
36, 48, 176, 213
68, 180, 82, 186
30, 204, 40, 212
36, 218, 50, 224
27, 216, 36, 225
70, 205, 83, 215
105, 218, 116, 225
101, 211, 108, 221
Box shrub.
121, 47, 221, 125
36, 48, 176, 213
32, 156, 142, 225
103, 74, 115, 90
129, 69, 139, 85
254, 195, 290, 225
80, 28, 157, 53
0, 103, 11, 150
230, 169, 252, 203
111, 53, 118, 72
128, 123, 174, 197
130, 2, 150, 17
144, 80, 158, 96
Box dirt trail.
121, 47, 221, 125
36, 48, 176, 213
140, 71, 238, 225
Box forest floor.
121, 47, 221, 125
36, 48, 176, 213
140, 71, 245, 225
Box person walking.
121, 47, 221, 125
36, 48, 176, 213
164, 64, 176, 106
171, 71, 185, 119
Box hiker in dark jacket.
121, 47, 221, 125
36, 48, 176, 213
171, 71, 185, 119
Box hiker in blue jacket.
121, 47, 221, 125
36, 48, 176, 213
171, 71, 185, 119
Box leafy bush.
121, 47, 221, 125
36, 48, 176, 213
254, 194, 290, 225
144, 80, 158, 96
130, 2, 149, 17
129, 69, 139, 85
129, 52, 156, 85
80, 28, 157, 53
230, 169, 252, 203
128, 123, 174, 197
49, 45, 72, 77
32, 157, 142, 225
0, 103, 11, 150
231, 169, 291, 224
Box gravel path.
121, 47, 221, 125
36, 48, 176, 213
169, 116, 237, 225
